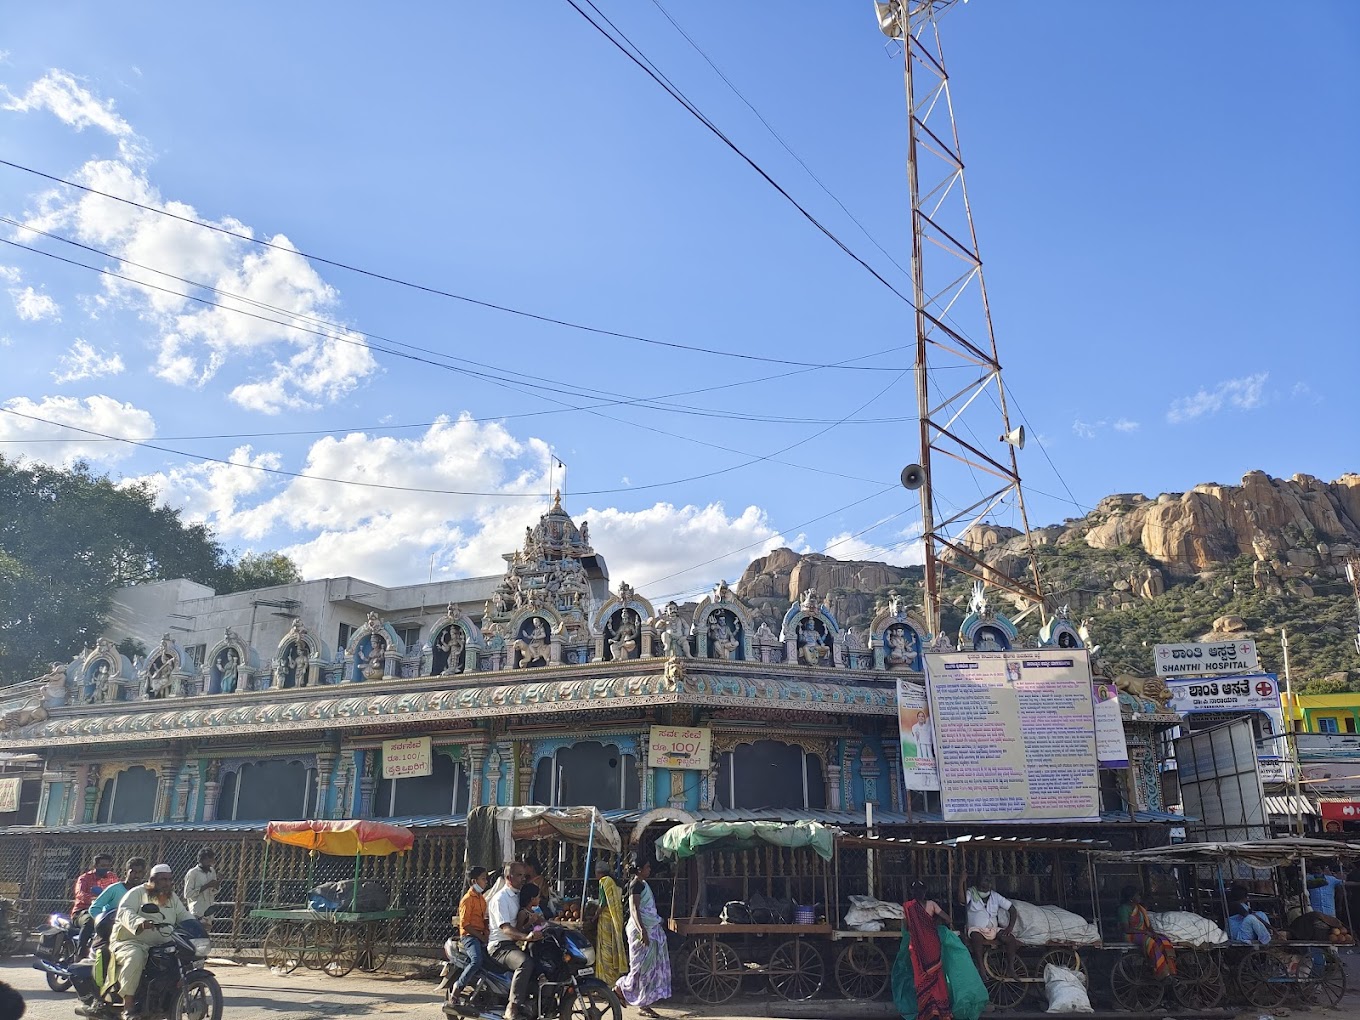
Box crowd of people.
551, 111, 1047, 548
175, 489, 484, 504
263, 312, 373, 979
449, 853, 670, 1020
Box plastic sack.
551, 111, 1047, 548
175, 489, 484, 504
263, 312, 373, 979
892, 925, 989, 1020
308, 879, 389, 913
1149, 910, 1227, 946
1011, 901, 1100, 946
1043, 963, 1093, 1014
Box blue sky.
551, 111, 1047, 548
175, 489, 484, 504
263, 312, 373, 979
0, 1, 1355, 604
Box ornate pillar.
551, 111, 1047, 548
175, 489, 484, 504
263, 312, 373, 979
202, 761, 222, 823
467, 745, 486, 807
860, 746, 881, 806
64, 765, 87, 826
516, 744, 534, 806
881, 739, 903, 813
636, 747, 652, 810
82, 771, 100, 824
314, 750, 338, 819
668, 770, 687, 809
842, 738, 862, 810
825, 762, 843, 811
153, 764, 177, 822
333, 756, 354, 817
358, 752, 377, 817
173, 766, 193, 823
496, 747, 512, 806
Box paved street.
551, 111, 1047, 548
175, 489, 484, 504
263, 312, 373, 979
4, 950, 1360, 1020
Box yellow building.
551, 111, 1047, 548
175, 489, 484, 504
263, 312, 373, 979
1290, 692, 1360, 735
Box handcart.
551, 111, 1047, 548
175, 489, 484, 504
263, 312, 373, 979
250, 819, 412, 978
657, 820, 836, 1004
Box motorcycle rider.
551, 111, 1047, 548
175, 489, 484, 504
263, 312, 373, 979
449, 866, 490, 1002
90, 859, 148, 927
487, 862, 542, 1020
110, 864, 191, 1019
71, 853, 116, 957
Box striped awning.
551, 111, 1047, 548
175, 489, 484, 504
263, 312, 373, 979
1265, 795, 1319, 817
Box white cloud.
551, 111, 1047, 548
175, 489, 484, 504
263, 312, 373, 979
11, 74, 375, 411
1112, 418, 1140, 433
1, 70, 133, 138
1071, 418, 1099, 440
822, 520, 925, 566
0, 394, 154, 466
133, 445, 282, 525
0, 265, 20, 282
52, 339, 125, 383
11, 285, 60, 321
1166, 372, 1269, 424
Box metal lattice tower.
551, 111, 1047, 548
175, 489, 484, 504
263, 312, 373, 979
876, 0, 1047, 635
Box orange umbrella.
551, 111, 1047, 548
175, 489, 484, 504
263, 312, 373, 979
265, 819, 414, 857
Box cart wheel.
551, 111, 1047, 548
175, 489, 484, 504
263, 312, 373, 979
358, 919, 392, 973
1039, 948, 1082, 975
1173, 949, 1224, 1009
324, 923, 361, 978
262, 921, 302, 975
1109, 952, 1164, 1012
982, 949, 1028, 1011
299, 920, 331, 971
683, 939, 742, 1004
1235, 950, 1288, 1009
1316, 949, 1347, 1007
835, 940, 890, 1000
768, 938, 825, 1001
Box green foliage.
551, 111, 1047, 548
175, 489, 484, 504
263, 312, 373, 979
219, 551, 303, 594
1299, 673, 1350, 695
116, 637, 147, 662
0, 458, 304, 686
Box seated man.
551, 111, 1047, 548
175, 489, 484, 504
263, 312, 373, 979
959, 871, 1018, 967
1227, 900, 1272, 945
487, 862, 542, 1020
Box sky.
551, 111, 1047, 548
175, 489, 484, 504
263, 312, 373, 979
0, 1, 1356, 606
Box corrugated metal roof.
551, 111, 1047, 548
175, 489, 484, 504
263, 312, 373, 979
1264, 795, 1319, 817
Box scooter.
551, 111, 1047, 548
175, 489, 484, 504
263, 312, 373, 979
33, 910, 92, 992
438, 925, 621, 1020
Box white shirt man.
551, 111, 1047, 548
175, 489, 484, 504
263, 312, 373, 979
183, 850, 220, 918
964, 886, 1013, 936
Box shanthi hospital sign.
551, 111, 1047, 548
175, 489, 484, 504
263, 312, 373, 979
1154, 640, 1258, 677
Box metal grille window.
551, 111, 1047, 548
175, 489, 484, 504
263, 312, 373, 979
375, 757, 469, 817
712, 740, 827, 811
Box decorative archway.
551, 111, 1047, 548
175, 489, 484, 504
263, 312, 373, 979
79, 638, 130, 705
429, 604, 485, 676
273, 619, 321, 689
507, 605, 562, 669
205, 628, 254, 694
140, 634, 187, 699
1038, 605, 1085, 650
691, 581, 754, 662
591, 582, 656, 662
346, 611, 401, 682
869, 591, 928, 672
779, 589, 840, 668
957, 583, 1017, 651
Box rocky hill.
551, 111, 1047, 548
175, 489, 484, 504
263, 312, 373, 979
735, 471, 1360, 690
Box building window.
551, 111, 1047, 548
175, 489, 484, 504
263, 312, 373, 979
530, 742, 641, 811
218, 760, 314, 821
185, 644, 207, 670
337, 623, 356, 653
1319, 718, 1340, 734
1347, 718, 1357, 734
95, 766, 158, 824
395, 625, 422, 651
375, 754, 469, 817
712, 740, 827, 811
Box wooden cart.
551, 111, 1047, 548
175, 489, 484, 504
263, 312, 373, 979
657, 820, 835, 1004
249, 819, 412, 978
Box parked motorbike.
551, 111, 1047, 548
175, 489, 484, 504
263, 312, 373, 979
33, 909, 92, 992
0, 897, 23, 957
67, 906, 222, 1020
439, 924, 621, 1020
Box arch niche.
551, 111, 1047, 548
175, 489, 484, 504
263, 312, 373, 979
206, 629, 253, 694
95, 765, 158, 824
710, 738, 826, 812
870, 594, 928, 672
217, 756, 316, 821
779, 591, 840, 668
592, 584, 655, 662
431, 605, 483, 677
692, 582, 753, 662
508, 607, 561, 669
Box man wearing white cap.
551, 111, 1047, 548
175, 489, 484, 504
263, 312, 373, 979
109, 864, 190, 1018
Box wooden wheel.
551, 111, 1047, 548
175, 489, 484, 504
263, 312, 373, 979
1236, 950, 1288, 1009
982, 949, 1028, 1010
299, 920, 331, 971
768, 938, 825, 1001
1315, 949, 1347, 1007
324, 923, 362, 978
262, 921, 302, 975
1039, 948, 1082, 975
1109, 952, 1164, 1012
835, 940, 890, 1000
1173, 949, 1224, 1009
683, 939, 742, 1004
357, 919, 392, 973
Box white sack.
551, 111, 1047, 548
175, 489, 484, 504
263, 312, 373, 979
1149, 910, 1227, 946
1010, 900, 1100, 946
1044, 964, 1093, 1014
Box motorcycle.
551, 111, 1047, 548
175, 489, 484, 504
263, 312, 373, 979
34, 909, 93, 992
67, 905, 222, 1020
438, 924, 622, 1020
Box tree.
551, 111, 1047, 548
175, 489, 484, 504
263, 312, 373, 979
1299, 673, 1352, 696
0, 458, 233, 685
219, 551, 303, 594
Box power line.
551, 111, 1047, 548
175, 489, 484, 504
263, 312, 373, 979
648, 0, 910, 281
563, 0, 914, 306
0, 158, 902, 371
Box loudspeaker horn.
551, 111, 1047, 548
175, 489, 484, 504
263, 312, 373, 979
1000, 425, 1026, 450
900, 464, 925, 491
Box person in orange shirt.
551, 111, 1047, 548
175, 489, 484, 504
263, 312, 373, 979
71, 854, 115, 914
451, 866, 490, 1001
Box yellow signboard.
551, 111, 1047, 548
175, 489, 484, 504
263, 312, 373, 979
381, 737, 433, 780
647, 726, 711, 771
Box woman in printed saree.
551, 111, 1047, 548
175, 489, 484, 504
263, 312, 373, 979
614, 855, 671, 1017
905, 881, 955, 1020
594, 860, 627, 988
1119, 886, 1176, 978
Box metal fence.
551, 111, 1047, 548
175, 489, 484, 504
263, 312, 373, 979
0, 828, 625, 961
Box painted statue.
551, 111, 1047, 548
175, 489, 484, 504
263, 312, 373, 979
885, 624, 915, 669
513, 618, 551, 668
709, 610, 739, 661
438, 624, 466, 676
607, 610, 638, 661
145, 634, 179, 698
797, 617, 831, 666
654, 603, 689, 658
217, 648, 241, 694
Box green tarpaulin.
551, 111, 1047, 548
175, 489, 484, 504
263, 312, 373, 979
891, 926, 989, 1020
655, 820, 835, 861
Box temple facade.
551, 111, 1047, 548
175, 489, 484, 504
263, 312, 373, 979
0, 494, 1180, 834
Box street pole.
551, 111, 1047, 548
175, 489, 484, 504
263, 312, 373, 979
1283, 628, 1305, 837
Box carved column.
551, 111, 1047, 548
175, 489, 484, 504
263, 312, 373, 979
516, 744, 534, 806
153, 765, 177, 822
881, 739, 903, 813
358, 752, 376, 817
333, 756, 354, 817
860, 746, 881, 806
173, 766, 193, 823
64, 765, 87, 826
636, 748, 652, 810
202, 760, 222, 823
496, 748, 512, 807
467, 745, 486, 807
82, 772, 100, 824
668, 770, 687, 809
826, 763, 843, 811
842, 738, 862, 810
314, 750, 338, 819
